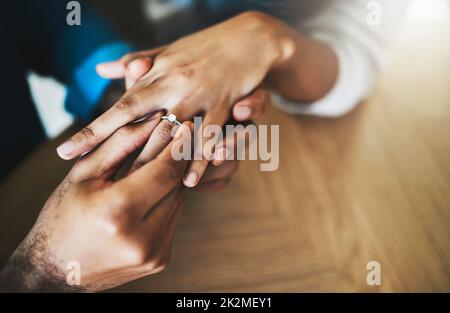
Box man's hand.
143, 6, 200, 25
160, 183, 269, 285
0, 114, 192, 292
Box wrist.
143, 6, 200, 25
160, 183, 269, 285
0, 245, 76, 292
237, 11, 295, 70
261, 19, 338, 102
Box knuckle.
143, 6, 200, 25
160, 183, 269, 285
94, 159, 114, 177
76, 127, 96, 143
240, 11, 270, 24
110, 190, 130, 209
174, 66, 195, 81
68, 160, 94, 182
114, 95, 138, 115
98, 210, 130, 237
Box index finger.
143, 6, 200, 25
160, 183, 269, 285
56, 82, 170, 160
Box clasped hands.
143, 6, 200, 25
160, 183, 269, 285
1, 12, 289, 292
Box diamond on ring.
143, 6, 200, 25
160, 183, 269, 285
167, 114, 176, 123
162, 113, 182, 126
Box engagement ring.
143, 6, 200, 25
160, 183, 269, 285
161, 113, 182, 126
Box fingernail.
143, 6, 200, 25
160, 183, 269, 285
184, 172, 198, 187
57, 140, 75, 158
96, 62, 124, 77
235, 106, 251, 120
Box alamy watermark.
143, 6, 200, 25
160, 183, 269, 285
66, 1, 81, 26
66, 261, 81, 286
171, 117, 280, 172
366, 260, 381, 286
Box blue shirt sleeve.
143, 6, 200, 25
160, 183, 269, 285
65, 42, 133, 119
5, 0, 134, 120
57, 3, 134, 119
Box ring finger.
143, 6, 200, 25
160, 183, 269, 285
130, 108, 191, 172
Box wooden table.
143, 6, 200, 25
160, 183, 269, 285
0, 18, 449, 292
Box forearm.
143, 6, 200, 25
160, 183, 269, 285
0, 246, 76, 292
261, 14, 339, 103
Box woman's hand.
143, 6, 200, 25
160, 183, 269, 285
0, 114, 192, 292
57, 12, 285, 186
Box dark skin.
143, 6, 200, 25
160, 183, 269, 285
0, 111, 257, 292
